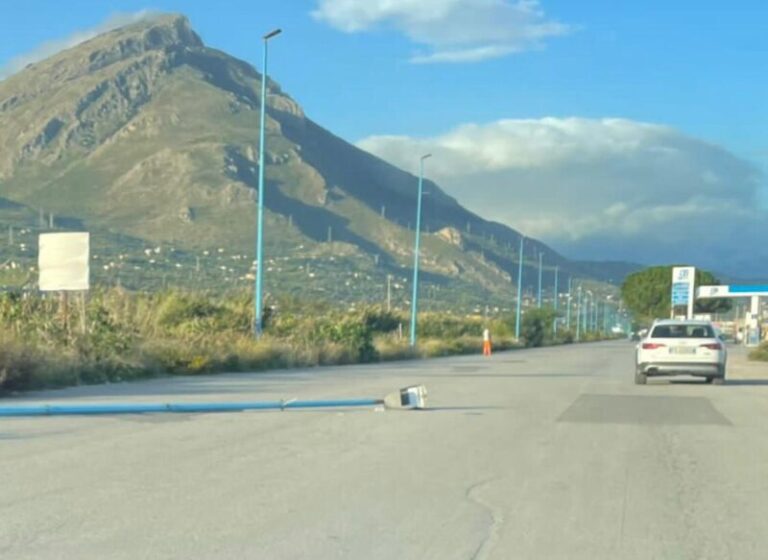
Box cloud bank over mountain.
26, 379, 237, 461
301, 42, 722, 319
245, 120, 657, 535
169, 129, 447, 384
359, 117, 768, 276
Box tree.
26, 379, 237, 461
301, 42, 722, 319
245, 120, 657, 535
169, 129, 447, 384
521, 308, 557, 348
621, 266, 731, 325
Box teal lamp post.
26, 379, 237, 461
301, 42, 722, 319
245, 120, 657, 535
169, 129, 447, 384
537, 252, 543, 308
553, 265, 559, 335
566, 276, 572, 330
254, 28, 282, 337
409, 153, 431, 347
515, 236, 524, 339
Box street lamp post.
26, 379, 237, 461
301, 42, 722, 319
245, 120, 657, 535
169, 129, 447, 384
566, 276, 572, 330
553, 265, 559, 336
595, 301, 605, 333
576, 285, 582, 341
409, 153, 431, 347
596, 301, 601, 334
254, 28, 282, 337
593, 300, 599, 334
537, 252, 543, 308
584, 290, 593, 335
515, 236, 524, 340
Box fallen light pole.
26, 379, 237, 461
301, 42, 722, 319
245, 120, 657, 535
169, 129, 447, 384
0, 386, 429, 417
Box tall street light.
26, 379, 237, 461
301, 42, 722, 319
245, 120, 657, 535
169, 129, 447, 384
566, 276, 572, 330
553, 265, 559, 336
537, 252, 543, 308
575, 284, 582, 341
585, 290, 593, 334
594, 300, 600, 333
254, 28, 282, 337
409, 153, 431, 347
515, 235, 524, 340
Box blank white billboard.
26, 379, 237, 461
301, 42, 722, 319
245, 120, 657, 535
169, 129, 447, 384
38, 232, 90, 292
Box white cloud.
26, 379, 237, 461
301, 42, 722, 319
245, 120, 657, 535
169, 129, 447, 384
0, 11, 154, 80
358, 118, 768, 276
312, 0, 571, 63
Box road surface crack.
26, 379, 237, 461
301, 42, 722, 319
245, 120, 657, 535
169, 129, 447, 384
466, 477, 504, 560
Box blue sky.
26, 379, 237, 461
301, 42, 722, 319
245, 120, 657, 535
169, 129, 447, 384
2, 1, 765, 149
2, 1, 768, 274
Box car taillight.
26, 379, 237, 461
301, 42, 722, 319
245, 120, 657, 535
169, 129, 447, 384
642, 343, 666, 350
700, 342, 722, 350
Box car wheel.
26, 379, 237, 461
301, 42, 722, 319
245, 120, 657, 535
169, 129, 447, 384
634, 369, 647, 385
705, 376, 714, 384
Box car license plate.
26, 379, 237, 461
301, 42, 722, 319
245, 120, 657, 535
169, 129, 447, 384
670, 346, 696, 355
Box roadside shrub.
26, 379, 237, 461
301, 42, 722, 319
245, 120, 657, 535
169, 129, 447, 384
418, 313, 483, 338
154, 292, 223, 329
319, 317, 378, 362
749, 343, 768, 362
363, 308, 401, 333
0, 289, 553, 393
375, 337, 419, 361
521, 308, 556, 347
556, 329, 575, 344
0, 335, 47, 391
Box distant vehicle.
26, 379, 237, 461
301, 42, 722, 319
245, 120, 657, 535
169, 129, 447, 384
634, 319, 727, 385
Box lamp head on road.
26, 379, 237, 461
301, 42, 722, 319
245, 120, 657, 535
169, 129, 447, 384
421, 153, 432, 161
263, 28, 282, 40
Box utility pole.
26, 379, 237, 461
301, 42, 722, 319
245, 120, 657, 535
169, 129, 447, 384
387, 274, 392, 312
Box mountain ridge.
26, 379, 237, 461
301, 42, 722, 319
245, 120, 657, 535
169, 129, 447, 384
0, 13, 630, 306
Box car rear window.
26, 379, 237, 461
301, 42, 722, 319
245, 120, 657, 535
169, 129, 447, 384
651, 324, 715, 338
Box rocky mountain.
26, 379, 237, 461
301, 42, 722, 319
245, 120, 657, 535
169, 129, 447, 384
0, 14, 630, 307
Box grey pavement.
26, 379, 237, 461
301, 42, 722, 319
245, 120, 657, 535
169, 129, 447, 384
1, 341, 768, 559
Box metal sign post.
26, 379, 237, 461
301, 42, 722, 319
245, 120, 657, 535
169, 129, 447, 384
671, 266, 695, 319
39, 232, 90, 335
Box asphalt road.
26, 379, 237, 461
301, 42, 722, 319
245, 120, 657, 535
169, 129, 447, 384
2, 341, 768, 559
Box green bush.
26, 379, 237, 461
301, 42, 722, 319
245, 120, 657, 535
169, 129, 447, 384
749, 343, 768, 362
556, 329, 575, 344
418, 313, 483, 338
521, 308, 557, 348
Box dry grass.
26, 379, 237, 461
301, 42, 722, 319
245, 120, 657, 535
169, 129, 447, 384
0, 288, 604, 393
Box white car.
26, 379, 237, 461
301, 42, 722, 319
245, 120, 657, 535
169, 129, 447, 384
635, 319, 727, 385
